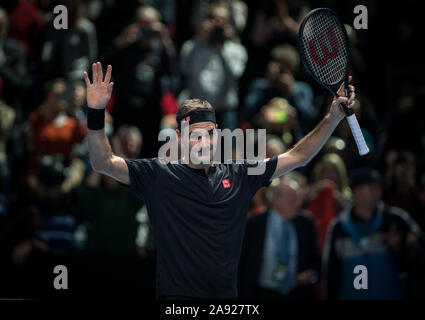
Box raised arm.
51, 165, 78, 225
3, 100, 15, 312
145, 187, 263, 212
270, 77, 356, 180
84, 62, 130, 185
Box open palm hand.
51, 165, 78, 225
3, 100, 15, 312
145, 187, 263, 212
84, 62, 114, 109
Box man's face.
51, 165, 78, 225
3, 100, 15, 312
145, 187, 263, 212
208, 7, 230, 27
319, 162, 342, 190
354, 183, 382, 209
178, 121, 218, 166
136, 8, 160, 47
121, 132, 142, 159
136, 8, 158, 29
272, 181, 302, 219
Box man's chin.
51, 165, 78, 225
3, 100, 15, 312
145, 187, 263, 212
191, 155, 213, 165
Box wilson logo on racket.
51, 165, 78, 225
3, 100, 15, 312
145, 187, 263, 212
308, 26, 339, 66
221, 179, 231, 189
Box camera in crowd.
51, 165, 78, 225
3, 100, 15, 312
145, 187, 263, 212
209, 25, 225, 46
136, 27, 161, 41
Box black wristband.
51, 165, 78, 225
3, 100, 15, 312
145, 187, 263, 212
87, 107, 105, 130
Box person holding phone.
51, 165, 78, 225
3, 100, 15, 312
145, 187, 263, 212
179, 2, 247, 130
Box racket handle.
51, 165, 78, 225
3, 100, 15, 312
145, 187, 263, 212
346, 114, 370, 156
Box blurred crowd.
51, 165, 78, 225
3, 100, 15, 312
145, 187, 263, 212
0, 0, 424, 299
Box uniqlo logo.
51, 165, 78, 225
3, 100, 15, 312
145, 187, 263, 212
222, 179, 231, 189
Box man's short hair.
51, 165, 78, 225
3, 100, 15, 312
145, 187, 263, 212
176, 98, 215, 120
136, 5, 161, 22
350, 167, 382, 189
267, 171, 306, 202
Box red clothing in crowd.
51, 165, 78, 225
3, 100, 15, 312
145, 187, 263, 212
28, 112, 87, 173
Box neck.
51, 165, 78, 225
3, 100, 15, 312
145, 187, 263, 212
186, 160, 213, 175
274, 207, 296, 220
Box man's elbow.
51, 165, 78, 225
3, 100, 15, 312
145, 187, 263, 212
290, 151, 309, 168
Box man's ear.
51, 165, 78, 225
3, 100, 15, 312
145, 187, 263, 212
215, 123, 218, 129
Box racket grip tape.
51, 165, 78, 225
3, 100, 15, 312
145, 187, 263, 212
346, 114, 370, 156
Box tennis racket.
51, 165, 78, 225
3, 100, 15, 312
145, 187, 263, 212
298, 8, 369, 156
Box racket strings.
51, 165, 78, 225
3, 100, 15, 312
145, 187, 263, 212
300, 11, 348, 86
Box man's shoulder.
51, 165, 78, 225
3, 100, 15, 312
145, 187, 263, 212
383, 204, 421, 232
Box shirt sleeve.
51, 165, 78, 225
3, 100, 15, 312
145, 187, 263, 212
243, 156, 278, 197
124, 158, 157, 201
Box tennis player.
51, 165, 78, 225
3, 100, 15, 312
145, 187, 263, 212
83, 62, 355, 300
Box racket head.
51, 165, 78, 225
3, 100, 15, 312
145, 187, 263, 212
298, 8, 351, 95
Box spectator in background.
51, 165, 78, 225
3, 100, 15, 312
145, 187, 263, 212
26, 78, 87, 174
252, 97, 301, 148
383, 150, 425, 231
243, 44, 315, 134
42, 0, 97, 82
247, 0, 309, 78
306, 153, 351, 251
323, 168, 425, 300
180, 2, 247, 130
27, 154, 86, 253
190, 0, 248, 37
239, 172, 321, 300
322, 137, 348, 163
251, 0, 308, 48
6, 0, 45, 62
142, 0, 177, 29
104, 5, 177, 156
0, 7, 29, 112
0, 86, 15, 219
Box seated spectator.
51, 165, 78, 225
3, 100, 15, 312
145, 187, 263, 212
28, 154, 86, 253
323, 168, 425, 300
239, 172, 321, 300
180, 2, 247, 130
383, 150, 425, 231
306, 153, 352, 251
104, 5, 177, 156
27, 79, 87, 174
243, 44, 315, 134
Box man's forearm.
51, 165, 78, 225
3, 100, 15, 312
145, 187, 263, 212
290, 113, 340, 165
88, 129, 113, 172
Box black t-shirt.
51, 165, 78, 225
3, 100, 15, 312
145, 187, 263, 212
124, 156, 278, 298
